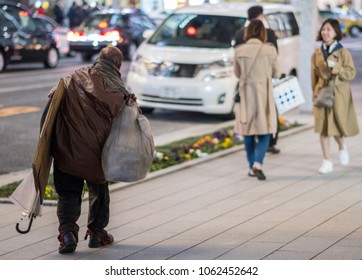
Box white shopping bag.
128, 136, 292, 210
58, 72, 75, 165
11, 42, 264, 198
272, 76, 305, 115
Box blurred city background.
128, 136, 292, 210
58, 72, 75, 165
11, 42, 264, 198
0, 0, 361, 177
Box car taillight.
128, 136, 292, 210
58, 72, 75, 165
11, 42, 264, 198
99, 30, 121, 41
55, 35, 60, 47
66, 30, 85, 41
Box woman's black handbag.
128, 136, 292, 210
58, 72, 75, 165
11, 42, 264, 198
234, 91, 240, 103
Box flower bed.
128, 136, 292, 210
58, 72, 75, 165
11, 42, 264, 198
0, 117, 300, 200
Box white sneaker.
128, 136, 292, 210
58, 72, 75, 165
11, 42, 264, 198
339, 145, 349, 166
318, 159, 333, 174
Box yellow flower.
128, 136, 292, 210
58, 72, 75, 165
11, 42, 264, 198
228, 130, 235, 137
185, 154, 191, 160
163, 156, 169, 161
279, 116, 285, 126
44, 185, 53, 199
221, 142, 228, 149
224, 137, 232, 145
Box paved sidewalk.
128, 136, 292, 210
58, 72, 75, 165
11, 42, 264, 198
1, 101, 362, 260
1, 78, 362, 260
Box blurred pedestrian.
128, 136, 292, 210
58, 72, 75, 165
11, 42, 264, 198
311, 18, 359, 174
67, 1, 81, 28
234, 5, 281, 155
53, 0, 64, 25
233, 20, 280, 181
47, 47, 131, 253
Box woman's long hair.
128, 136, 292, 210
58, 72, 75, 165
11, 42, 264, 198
243, 19, 267, 42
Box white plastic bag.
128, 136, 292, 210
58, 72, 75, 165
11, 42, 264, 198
101, 103, 154, 182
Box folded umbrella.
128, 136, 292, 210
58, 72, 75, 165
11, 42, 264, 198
9, 79, 65, 234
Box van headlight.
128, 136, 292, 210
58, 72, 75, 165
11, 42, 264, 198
201, 58, 234, 82
129, 54, 148, 76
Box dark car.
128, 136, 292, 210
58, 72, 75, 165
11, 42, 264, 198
0, 1, 59, 73
67, 8, 156, 61
33, 14, 71, 57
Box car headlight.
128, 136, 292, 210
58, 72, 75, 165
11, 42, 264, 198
129, 54, 148, 76
201, 58, 234, 81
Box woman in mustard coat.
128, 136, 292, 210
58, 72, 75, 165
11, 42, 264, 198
311, 19, 359, 174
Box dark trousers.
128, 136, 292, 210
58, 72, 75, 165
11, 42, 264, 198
54, 165, 110, 238
269, 130, 279, 147
269, 109, 280, 147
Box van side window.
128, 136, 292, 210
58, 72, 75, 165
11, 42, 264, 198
284, 12, 299, 36
265, 14, 285, 39
266, 12, 299, 38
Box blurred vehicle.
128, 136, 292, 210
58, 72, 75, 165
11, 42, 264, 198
67, 8, 157, 61
334, 8, 362, 37
126, 3, 300, 117
33, 14, 71, 57
147, 9, 172, 26
0, 1, 59, 73
318, 10, 347, 35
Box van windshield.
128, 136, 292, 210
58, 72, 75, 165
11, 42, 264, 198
148, 13, 246, 48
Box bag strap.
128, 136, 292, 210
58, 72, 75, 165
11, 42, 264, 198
245, 44, 263, 79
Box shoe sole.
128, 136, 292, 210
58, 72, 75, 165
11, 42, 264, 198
59, 243, 77, 254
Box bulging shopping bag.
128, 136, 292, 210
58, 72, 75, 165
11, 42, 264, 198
101, 101, 154, 183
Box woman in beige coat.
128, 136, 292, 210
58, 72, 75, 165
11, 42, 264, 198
312, 18, 359, 174
234, 20, 280, 180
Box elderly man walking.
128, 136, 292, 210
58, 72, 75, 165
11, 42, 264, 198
47, 47, 130, 253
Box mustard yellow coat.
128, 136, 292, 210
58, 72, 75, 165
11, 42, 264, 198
311, 46, 359, 137
234, 39, 280, 136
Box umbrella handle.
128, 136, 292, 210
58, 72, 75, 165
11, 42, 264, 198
15, 214, 35, 234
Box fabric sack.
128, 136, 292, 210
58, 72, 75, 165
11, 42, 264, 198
101, 100, 154, 182
272, 76, 305, 115
314, 85, 335, 109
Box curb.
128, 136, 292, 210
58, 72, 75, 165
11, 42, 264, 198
107, 122, 314, 194
0, 122, 313, 206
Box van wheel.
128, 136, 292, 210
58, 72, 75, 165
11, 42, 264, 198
44, 47, 59, 68
349, 25, 360, 37
0, 51, 6, 73
218, 104, 235, 120
127, 41, 138, 60
81, 53, 93, 62
140, 107, 154, 114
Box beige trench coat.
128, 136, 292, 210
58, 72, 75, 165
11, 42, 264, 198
311, 46, 359, 137
234, 39, 280, 136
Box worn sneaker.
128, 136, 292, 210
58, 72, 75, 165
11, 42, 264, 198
339, 145, 349, 166
85, 229, 114, 248
58, 231, 77, 254
318, 159, 333, 174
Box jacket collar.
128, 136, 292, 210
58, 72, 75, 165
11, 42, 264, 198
321, 40, 343, 60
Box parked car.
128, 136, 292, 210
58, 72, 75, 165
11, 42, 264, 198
33, 14, 71, 57
67, 8, 157, 61
126, 3, 300, 117
335, 8, 362, 37
0, 1, 59, 72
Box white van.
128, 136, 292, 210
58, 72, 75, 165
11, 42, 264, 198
126, 3, 300, 117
